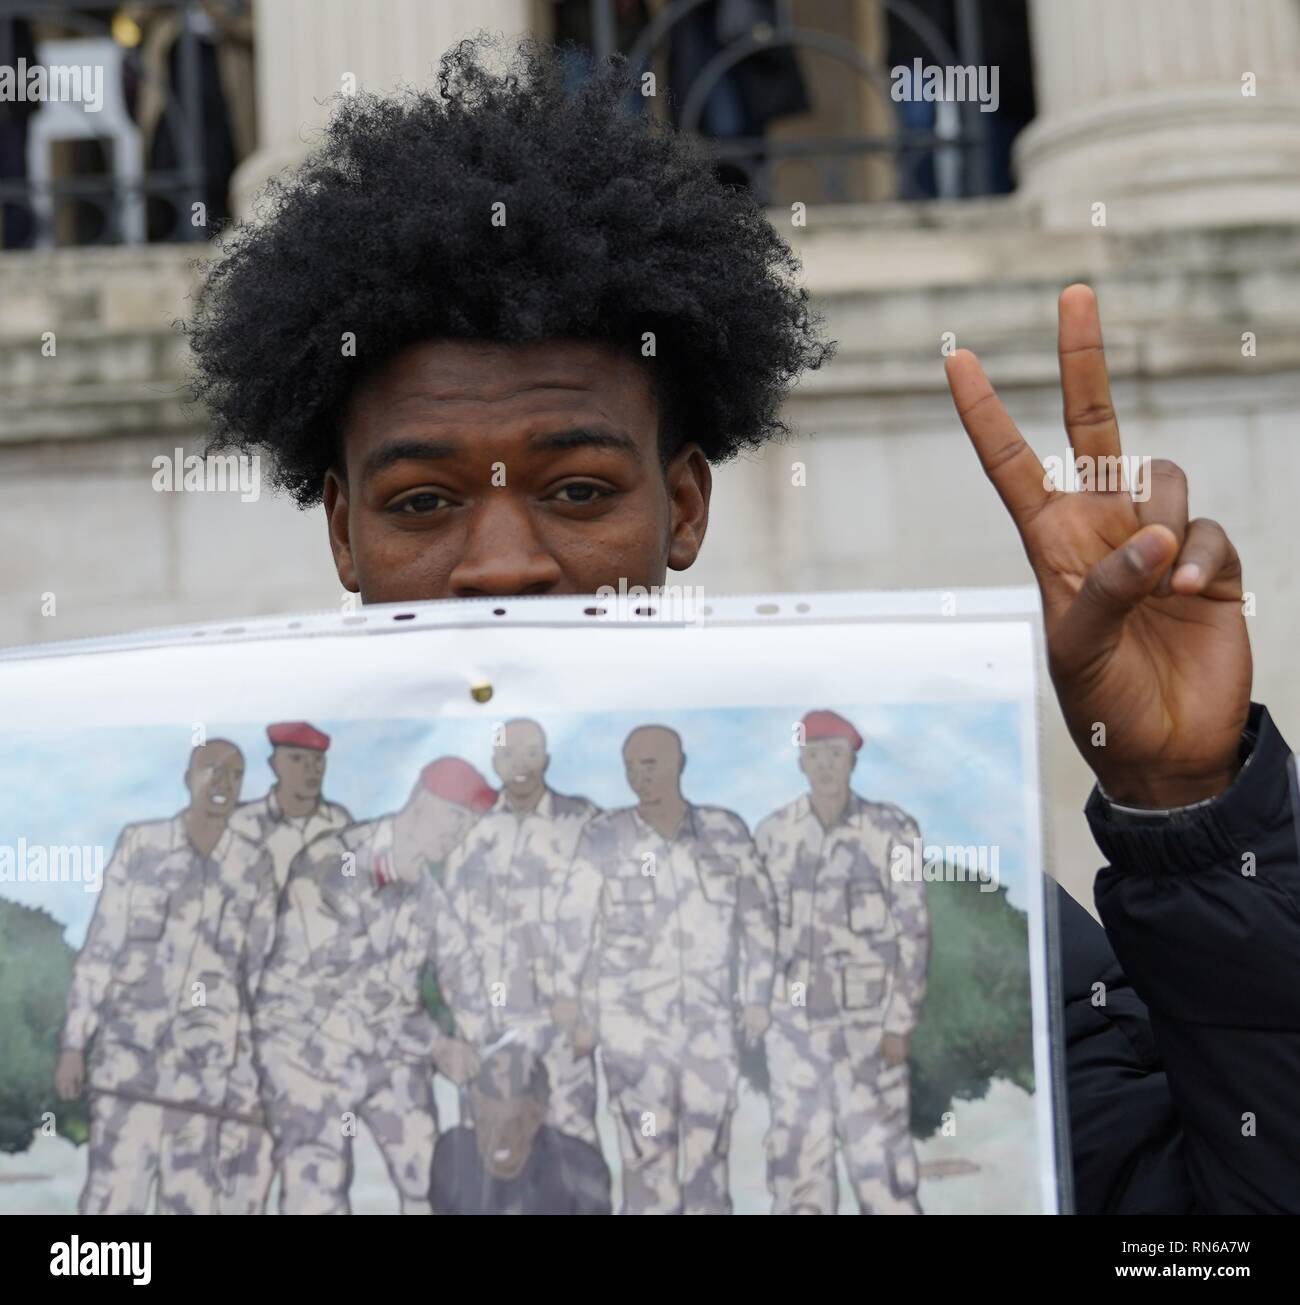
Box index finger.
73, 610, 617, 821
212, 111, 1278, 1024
944, 348, 1052, 526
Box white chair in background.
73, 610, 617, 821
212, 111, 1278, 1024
25, 37, 145, 246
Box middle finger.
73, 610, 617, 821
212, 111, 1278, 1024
1058, 284, 1124, 468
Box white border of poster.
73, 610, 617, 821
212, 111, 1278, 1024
0, 587, 1064, 1215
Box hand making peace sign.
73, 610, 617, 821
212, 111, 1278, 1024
945, 285, 1253, 809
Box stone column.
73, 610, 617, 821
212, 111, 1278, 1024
1015, 0, 1300, 230
231, 0, 533, 218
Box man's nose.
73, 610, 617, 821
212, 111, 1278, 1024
448, 498, 564, 598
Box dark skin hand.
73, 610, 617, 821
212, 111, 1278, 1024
881, 1033, 908, 1068
945, 285, 1253, 809
325, 339, 711, 601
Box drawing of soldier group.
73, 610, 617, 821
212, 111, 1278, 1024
53, 708, 930, 1216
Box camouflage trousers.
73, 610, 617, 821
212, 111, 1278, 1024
765, 1014, 921, 1215
215, 1119, 274, 1215
80, 1090, 219, 1215
259, 1032, 438, 1214
601, 1011, 739, 1215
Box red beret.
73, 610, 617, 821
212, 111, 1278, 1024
267, 721, 331, 751
419, 757, 497, 812
802, 710, 864, 752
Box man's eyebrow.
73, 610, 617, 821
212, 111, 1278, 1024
531, 427, 641, 459
361, 438, 460, 478
360, 428, 640, 478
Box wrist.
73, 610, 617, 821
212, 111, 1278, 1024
1097, 763, 1241, 810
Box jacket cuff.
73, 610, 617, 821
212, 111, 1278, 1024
883, 1003, 914, 1037
427, 1023, 449, 1056
60, 1016, 89, 1053
1085, 704, 1292, 875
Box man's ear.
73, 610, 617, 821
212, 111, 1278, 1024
323, 469, 358, 593
665, 444, 711, 573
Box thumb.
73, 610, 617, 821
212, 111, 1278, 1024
1054, 525, 1180, 671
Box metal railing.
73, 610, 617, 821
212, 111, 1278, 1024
0, 0, 210, 248
585, 0, 992, 202
0, 0, 998, 249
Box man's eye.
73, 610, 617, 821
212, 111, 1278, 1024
551, 482, 610, 504
392, 492, 450, 515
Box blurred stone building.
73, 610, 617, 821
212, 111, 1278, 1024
2, 0, 1299, 909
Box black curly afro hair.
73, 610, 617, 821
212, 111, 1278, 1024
187, 35, 834, 507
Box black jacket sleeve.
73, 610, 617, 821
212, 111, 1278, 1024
1073, 703, 1300, 1213
1057, 883, 1193, 1213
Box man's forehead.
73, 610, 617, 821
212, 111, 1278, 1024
353, 338, 651, 413
625, 727, 681, 758
807, 738, 852, 753
486, 1055, 513, 1094
500, 719, 545, 749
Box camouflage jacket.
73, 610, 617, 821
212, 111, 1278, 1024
228, 789, 352, 891
554, 804, 777, 1028
443, 788, 598, 1021
253, 815, 491, 1067
223, 790, 351, 1116
61, 814, 276, 1104
754, 793, 929, 1035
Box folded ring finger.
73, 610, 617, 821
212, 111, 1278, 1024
1134, 458, 1189, 594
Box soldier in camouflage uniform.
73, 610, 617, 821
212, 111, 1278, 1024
228, 721, 353, 891
553, 725, 776, 1215
443, 718, 600, 1144
252, 757, 497, 1214
756, 710, 929, 1215
218, 720, 353, 1214
54, 740, 276, 1215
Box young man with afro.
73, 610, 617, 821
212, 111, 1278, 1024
186, 37, 1300, 1215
